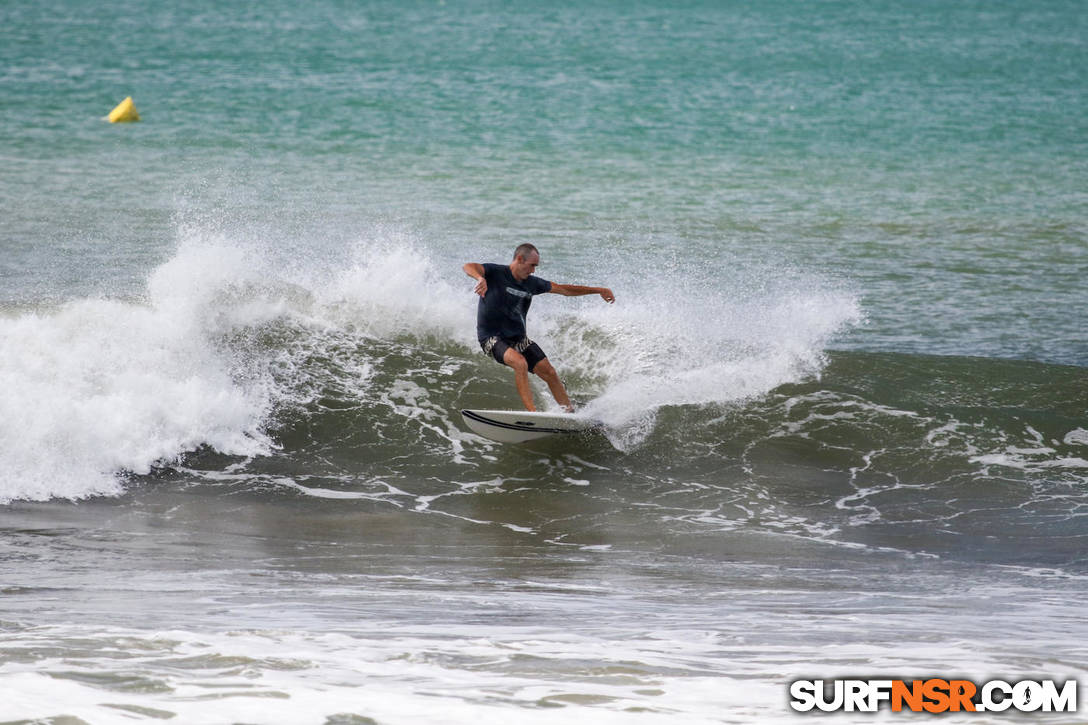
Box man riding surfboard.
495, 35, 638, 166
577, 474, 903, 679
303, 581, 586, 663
463, 244, 614, 412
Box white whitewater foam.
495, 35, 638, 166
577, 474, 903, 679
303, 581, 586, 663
1065, 428, 1088, 447
0, 220, 497, 503
0, 294, 274, 503
0, 624, 772, 725
540, 271, 862, 440
318, 237, 473, 343
0, 222, 862, 501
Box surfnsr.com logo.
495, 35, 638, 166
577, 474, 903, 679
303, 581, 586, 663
789, 679, 1078, 713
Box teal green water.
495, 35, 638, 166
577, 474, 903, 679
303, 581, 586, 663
3, 0, 1086, 362
2, 5, 1088, 722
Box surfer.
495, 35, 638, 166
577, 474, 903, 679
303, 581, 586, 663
463, 244, 614, 412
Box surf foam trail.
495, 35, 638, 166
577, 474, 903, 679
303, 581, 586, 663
0, 223, 461, 503
0, 222, 860, 503
535, 256, 862, 447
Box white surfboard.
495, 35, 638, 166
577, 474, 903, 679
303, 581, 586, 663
461, 409, 604, 444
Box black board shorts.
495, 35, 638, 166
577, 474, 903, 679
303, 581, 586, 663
480, 336, 547, 373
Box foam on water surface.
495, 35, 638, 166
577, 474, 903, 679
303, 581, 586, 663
0, 216, 861, 503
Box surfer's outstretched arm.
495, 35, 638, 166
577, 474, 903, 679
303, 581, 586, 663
549, 283, 615, 303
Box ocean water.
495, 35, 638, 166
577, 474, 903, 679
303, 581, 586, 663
1, 0, 1087, 722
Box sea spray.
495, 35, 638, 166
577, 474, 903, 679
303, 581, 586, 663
0, 297, 274, 502
317, 237, 475, 344
536, 263, 863, 442
0, 221, 862, 502
0, 224, 477, 502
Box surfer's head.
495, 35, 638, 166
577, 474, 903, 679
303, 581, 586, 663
510, 243, 540, 281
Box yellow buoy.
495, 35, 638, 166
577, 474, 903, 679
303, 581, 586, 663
107, 96, 140, 123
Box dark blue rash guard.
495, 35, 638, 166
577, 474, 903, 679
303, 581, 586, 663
476, 263, 552, 342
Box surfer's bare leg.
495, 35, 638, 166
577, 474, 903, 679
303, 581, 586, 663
502, 348, 536, 411
533, 359, 573, 413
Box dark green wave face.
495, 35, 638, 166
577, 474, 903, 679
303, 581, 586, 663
164, 312, 1088, 572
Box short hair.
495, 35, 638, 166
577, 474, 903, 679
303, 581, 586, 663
513, 243, 539, 261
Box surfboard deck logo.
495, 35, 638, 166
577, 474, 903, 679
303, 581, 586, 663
461, 409, 604, 444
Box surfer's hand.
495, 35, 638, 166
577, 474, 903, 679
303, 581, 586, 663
474, 278, 487, 297
599, 288, 615, 303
